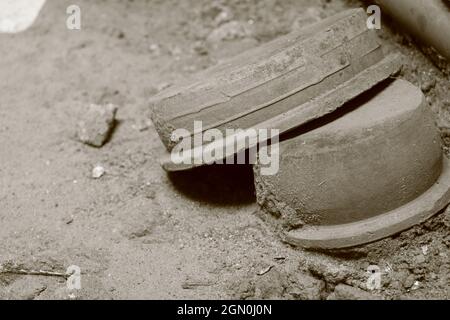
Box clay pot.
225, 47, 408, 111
254, 79, 450, 249
151, 9, 402, 171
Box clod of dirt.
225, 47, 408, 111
287, 272, 325, 300
306, 256, 354, 285
76, 103, 118, 147
232, 268, 289, 299
327, 284, 383, 300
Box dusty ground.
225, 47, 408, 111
0, 0, 449, 300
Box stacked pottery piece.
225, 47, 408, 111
151, 8, 402, 169
253, 79, 450, 249
150, 8, 450, 249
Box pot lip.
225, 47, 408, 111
284, 156, 450, 250
159, 53, 403, 172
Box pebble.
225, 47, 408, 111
411, 281, 420, 290
92, 165, 105, 179
76, 103, 118, 147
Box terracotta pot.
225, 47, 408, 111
151, 9, 402, 171
254, 79, 450, 249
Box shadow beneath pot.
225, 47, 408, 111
167, 163, 256, 206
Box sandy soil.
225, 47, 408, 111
0, 0, 449, 300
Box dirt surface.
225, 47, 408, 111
0, 0, 449, 300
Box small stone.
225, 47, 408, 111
92, 165, 105, 179
411, 280, 420, 290
77, 103, 118, 147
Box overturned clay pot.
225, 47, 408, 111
254, 79, 450, 249
151, 8, 403, 171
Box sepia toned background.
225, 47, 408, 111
0, 0, 449, 299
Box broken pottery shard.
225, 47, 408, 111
77, 103, 118, 147
254, 79, 450, 249
150, 8, 403, 158
160, 53, 402, 172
